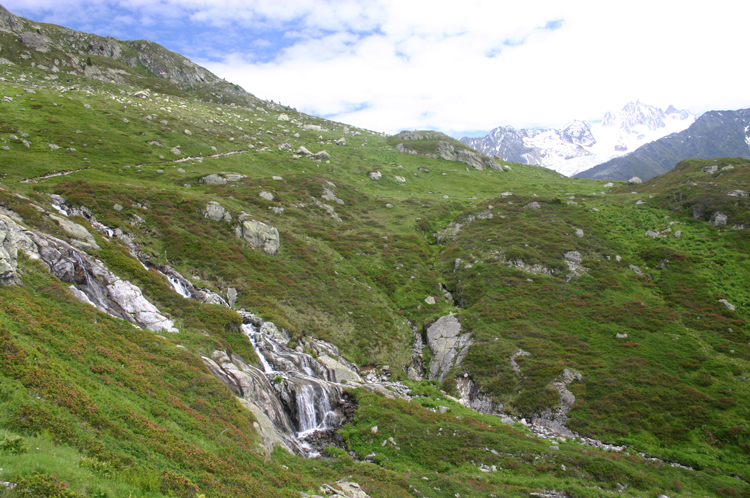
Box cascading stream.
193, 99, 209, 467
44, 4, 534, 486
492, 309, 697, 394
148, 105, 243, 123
240, 323, 343, 447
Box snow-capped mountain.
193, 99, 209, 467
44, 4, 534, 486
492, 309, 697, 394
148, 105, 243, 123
460, 101, 697, 176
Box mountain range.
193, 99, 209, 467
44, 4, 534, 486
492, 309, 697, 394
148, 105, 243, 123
460, 101, 696, 176
0, 4, 749, 498
575, 107, 750, 180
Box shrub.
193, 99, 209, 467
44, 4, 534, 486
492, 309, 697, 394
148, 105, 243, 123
13, 473, 84, 498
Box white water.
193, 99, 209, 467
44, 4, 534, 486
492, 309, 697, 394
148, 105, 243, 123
241, 322, 342, 452
167, 275, 192, 299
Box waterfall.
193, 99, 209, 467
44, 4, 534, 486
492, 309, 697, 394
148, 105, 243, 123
166, 275, 192, 299
238, 322, 346, 455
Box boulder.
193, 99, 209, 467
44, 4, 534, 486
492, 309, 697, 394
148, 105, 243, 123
628, 177, 642, 185
236, 220, 280, 255
205, 201, 231, 222
200, 172, 246, 185
426, 314, 472, 381
523, 201, 541, 209
335, 137, 346, 145
295, 146, 312, 156
277, 113, 289, 121
575, 229, 584, 238
368, 171, 381, 180
395, 176, 406, 183
710, 212, 728, 226
259, 191, 274, 201
313, 150, 331, 160
603, 182, 614, 188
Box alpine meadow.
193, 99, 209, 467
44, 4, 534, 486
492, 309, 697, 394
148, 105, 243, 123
0, 5, 749, 498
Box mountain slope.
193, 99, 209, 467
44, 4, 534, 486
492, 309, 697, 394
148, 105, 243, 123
576, 108, 750, 181
460, 101, 696, 176
0, 6, 749, 498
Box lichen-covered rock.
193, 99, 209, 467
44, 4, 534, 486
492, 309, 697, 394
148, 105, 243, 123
426, 314, 472, 381
200, 172, 246, 185
236, 220, 280, 254
710, 212, 728, 226
523, 201, 541, 209
368, 171, 381, 180
205, 201, 231, 222
628, 176, 642, 185
49, 214, 100, 250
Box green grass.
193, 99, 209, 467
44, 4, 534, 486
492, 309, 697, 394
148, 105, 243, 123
0, 23, 749, 497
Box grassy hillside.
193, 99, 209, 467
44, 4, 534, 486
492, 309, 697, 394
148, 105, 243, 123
0, 9, 749, 498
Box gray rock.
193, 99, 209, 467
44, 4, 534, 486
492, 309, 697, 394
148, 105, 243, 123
710, 212, 728, 226
727, 189, 748, 197
200, 172, 246, 185
523, 201, 541, 209
603, 182, 614, 187
236, 220, 280, 255
426, 314, 473, 381
575, 228, 584, 238
719, 299, 735, 311
19, 31, 51, 52
170, 146, 181, 155
295, 146, 312, 155
424, 296, 436, 305
701, 165, 719, 173
205, 201, 230, 222
49, 214, 100, 250
628, 176, 642, 185
313, 150, 330, 160
563, 251, 582, 264
335, 137, 346, 145
368, 171, 381, 180
322, 187, 344, 205
1, 214, 177, 332
259, 191, 274, 201
227, 287, 237, 307
645, 230, 659, 238
395, 176, 406, 183
549, 445, 560, 451
616, 333, 628, 339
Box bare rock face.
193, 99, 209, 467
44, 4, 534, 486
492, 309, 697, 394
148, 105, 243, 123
0, 214, 177, 333
19, 31, 51, 52
426, 314, 473, 381
49, 214, 100, 250
236, 220, 280, 255
531, 368, 582, 438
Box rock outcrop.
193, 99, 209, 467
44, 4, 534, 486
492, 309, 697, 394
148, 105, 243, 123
425, 314, 472, 381
0, 214, 177, 333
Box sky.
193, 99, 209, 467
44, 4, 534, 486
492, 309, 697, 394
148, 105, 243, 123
5, 0, 750, 137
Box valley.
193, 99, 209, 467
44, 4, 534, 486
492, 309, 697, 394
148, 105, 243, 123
0, 5, 749, 498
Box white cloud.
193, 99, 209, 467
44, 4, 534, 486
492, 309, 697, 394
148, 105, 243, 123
5, 0, 750, 136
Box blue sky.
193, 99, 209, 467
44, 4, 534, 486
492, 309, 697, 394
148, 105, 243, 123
5, 1, 750, 137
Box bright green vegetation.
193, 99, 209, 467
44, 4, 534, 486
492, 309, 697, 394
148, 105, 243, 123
1, 12, 749, 497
